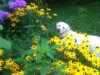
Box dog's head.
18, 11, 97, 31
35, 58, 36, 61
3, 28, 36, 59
56, 22, 70, 34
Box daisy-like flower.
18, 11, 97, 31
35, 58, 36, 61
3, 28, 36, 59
0, 49, 4, 56
92, 60, 100, 67
30, 45, 37, 50
47, 8, 51, 11
0, 59, 4, 66
64, 51, 76, 59
36, 20, 39, 23
56, 46, 64, 52
11, 70, 24, 75
33, 38, 38, 44
40, 25, 46, 31
11, 23, 16, 27
53, 13, 57, 16
25, 55, 32, 61
9, 63, 20, 72
47, 15, 52, 19
5, 58, 14, 66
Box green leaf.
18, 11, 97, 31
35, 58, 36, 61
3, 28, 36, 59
0, 37, 12, 49
21, 49, 37, 58
23, 25, 35, 28
51, 45, 59, 50
37, 52, 42, 60
46, 52, 54, 60
45, 60, 53, 67
0, 25, 3, 30
40, 66, 48, 75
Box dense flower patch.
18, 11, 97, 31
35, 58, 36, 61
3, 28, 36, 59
0, 0, 100, 75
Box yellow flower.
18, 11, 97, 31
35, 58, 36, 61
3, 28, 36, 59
55, 40, 63, 45
5, 58, 14, 66
10, 63, 20, 72
33, 38, 38, 44
94, 47, 100, 55
46, 70, 51, 75
30, 2, 35, 5
0, 49, 3, 56
19, 12, 25, 17
36, 20, 39, 23
48, 36, 63, 45
10, 17, 18, 22
64, 51, 76, 59
19, 70, 24, 75
56, 46, 64, 52
30, 3, 38, 10
11, 70, 24, 75
11, 23, 16, 27
12, 30, 15, 32
7, 14, 14, 18
46, 12, 49, 15
17, 8, 25, 11
30, 45, 37, 50
85, 54, 97, 62
65, 42, 74, 50
15, 11, 19, 15
0, 67, 2, 71
47, 8, 51, 11
92, 61, 100, 67
83, 33, 88, 38
33, 53, 37, 57
40, 9, 44, 11
25, 55, 32, 61
40, 25, 47, 31
37, 10, 45, 16
37, 67, 41, 71
47, 15, 52, 19
53, 13, 57, 16
0, 59, 4, 66
78, 44, 90, 54
16, 19, 20, 22
53, 60, 64, 67
26, 5, 32, 10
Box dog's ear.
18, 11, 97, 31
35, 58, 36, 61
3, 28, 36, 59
66, 25, 70, 33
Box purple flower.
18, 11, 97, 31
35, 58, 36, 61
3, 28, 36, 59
9, 0, 26, 10
16, 0, 27, 8
0, 11, 3, 22
0, 15, 3, 22
9, 2, 17, 9
0, 11, 10, 23
4, 12, 10, 17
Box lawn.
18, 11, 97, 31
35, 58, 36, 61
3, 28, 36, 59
51, 1, 100, 36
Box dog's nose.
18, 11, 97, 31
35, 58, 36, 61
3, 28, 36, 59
57, 29, 60, 32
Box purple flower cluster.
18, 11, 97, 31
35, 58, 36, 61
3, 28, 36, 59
9, 0, 27, 10
0, 11, 10, 22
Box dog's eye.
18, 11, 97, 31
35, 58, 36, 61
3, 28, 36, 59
58, 25, 60, 27
63, 27, 65, 29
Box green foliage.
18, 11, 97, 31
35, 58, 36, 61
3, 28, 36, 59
0, 24, 3, 30
41, 0, 92, 6
15, 37, 63, 75
1, 1, 100, 75
0, 25, 12, 49
0, 36, 12, 49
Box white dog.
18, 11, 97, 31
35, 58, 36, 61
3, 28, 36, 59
56, 22, 100, 57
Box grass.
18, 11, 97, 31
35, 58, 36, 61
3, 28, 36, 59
50, 1, 100, 36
